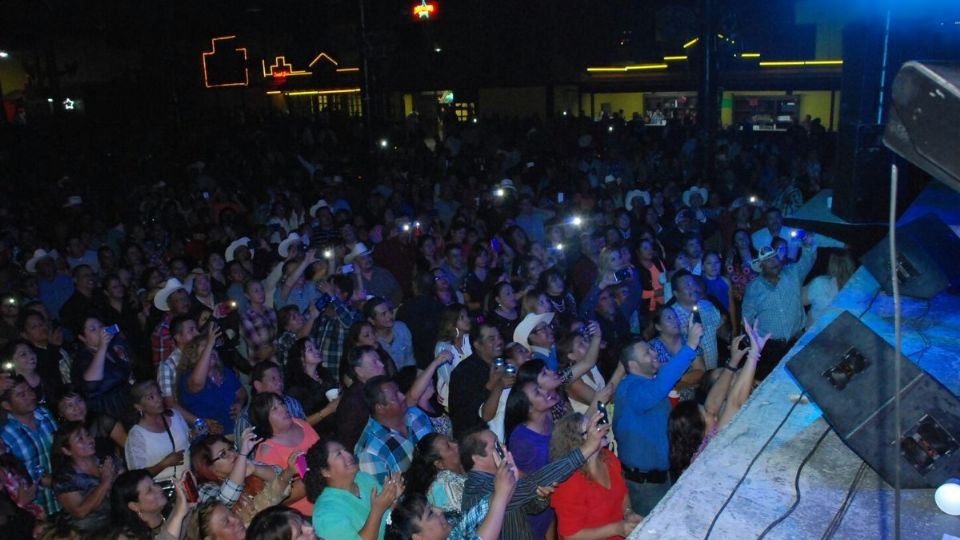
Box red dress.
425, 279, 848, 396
551, 449, 629, 539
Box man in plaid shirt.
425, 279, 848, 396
240, 280, 278, 361
354, 375, 434, 484
0, 377, 60, 514
312, 274, 364, 382
151, 279, 192, 365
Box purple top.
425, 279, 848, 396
509, 424, 554, 540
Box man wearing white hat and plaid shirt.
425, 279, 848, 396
741, 231, 818, 379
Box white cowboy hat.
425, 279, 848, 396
750, 246, 778, 273
625, 190, 651, 211
183, 268, 208, 294
154, 278, 188, 311
278, 232, 303, 258
500, 179, 516, 191
63, 196, 83, 208
682, 186, 709, 208
310, 199, 330, 217
513, 312, 556, 351
25, 249, 57, 273
225, 237, 253, 262
344, 242, 373, 263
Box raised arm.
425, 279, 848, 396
716, 318, 770, 429
406, 351, 453, 407
280, 249, 317, 302
187, 325, 220, 393
82, 329, 114, 382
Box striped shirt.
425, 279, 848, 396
461, 449, 586, 540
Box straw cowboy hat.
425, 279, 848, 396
750, 246, 778, 273
344, 242, 373, 264
682, 186, 709, 208
225, 237, 254, 262
278, 232, 305, 258
625, 190, 651, 211
25, 249, 58, 273
310, 199, 330, 217
513, 312, 556, 351
154, 278, 188, 311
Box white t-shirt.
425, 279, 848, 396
434, 339, 472, 409
125, 410, 192, 482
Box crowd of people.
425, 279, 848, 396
0, 108, 850, 539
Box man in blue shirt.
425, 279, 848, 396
613, 314, 703, 514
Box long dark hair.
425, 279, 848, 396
385, 492, 431, 540
435, 303, 466, 344
248, 392, 283, 440
50, 421, 87, 476
304, 438, 339, 502
247, 506, 307, 540
668, 400, 706, 476
403, 433, 445, 497
503, 381, 536, 445
110, 469, 155, 537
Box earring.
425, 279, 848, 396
137, 409, 143, 418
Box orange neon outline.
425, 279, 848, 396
201, 35, 249, 88
308, 52, 340, 68
261, 56, 312, 78
414, 2, 436, 19
336, 67, 360, 73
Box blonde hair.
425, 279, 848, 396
828, 250, 856, 288
549, 412, 587, 462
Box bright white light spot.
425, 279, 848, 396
572, 216, 583, 226
495, 188, 505, 198
379, 139, 388, 148
935, 479, 960, 515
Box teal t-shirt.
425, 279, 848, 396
313, 471, 387, 540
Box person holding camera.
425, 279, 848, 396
613, 313, 703, 515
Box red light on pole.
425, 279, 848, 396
413, 0, 437, 20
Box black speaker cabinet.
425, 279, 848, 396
786, 311, 960, 489
861, 213, 960, 299
884, 62, 960, 190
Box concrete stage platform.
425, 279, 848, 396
631, 182, 960, 539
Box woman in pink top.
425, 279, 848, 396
250, 392, 319, 515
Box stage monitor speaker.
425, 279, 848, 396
883, 61, 960, 191
786, 311, 960, 489
861, 213, 960, 299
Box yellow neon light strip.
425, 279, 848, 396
285, 88, 362, 96
335, 67, 360, 73
266, 91, 281, 95
740, 53, 760, 58
663, 56, 688, 61
683, 37, 699, 49
759, 59, 843, 67
308, 52, 339, 68
587, 64, 669, 73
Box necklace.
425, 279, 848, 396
548, 294, 567, 313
